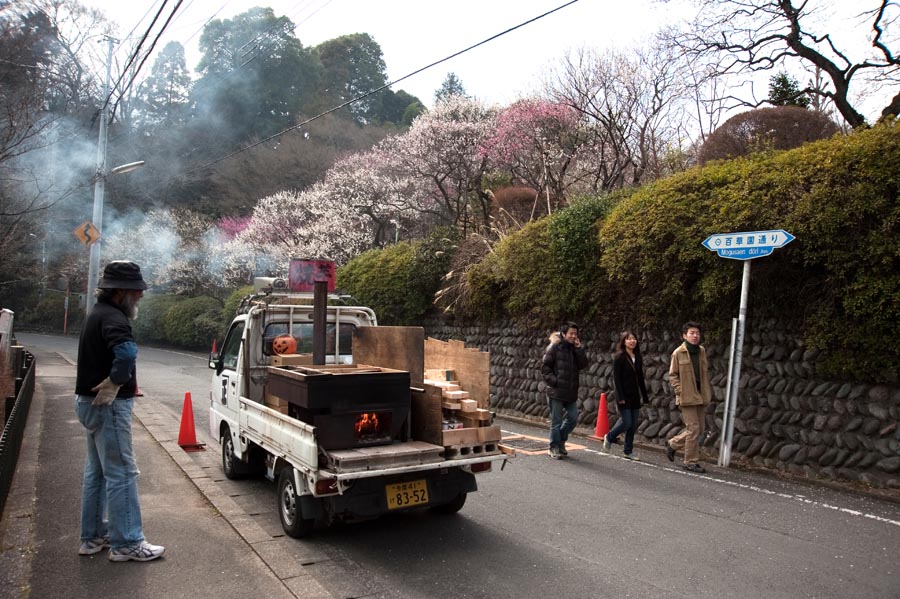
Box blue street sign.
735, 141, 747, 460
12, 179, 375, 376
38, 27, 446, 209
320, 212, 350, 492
702, 229, 795, 260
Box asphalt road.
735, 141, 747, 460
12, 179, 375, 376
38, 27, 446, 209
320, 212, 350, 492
17, 333, 900, 599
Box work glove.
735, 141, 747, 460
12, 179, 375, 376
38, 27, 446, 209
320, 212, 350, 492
91, 377, 121, 406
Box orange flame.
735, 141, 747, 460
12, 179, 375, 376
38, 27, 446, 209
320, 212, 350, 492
355, 412, 381, 436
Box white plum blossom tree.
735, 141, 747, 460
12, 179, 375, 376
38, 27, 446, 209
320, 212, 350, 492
379, 95, 498, 236
234, 184, 372, 266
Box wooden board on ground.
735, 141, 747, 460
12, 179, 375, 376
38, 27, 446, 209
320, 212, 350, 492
353, 326, 424, 386
411, 385, 443, 445
425, 338, 490, 409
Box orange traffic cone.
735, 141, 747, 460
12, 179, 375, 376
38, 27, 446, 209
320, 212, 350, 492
591, 392, 609, 440
178, 392, 206, 452
211, 338, 217, 353
134, 375, 144, 397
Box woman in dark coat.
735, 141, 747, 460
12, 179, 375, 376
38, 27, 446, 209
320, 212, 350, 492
602, 330, 649, 459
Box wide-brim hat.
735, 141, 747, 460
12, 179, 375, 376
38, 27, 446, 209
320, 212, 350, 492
98, 260, 148, 290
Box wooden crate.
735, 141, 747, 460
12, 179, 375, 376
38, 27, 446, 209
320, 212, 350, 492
263, 387, 290, 414
271, 353, 314, 366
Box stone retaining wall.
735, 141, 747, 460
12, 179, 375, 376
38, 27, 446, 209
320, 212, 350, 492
424, 319, 900, 490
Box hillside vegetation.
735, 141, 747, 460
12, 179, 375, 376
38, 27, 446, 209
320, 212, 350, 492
338, 122, 900, 381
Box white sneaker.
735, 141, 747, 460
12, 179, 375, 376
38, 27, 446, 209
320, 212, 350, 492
601, 437, 611, 453
108, 540, 165, 562
78, 537, 109, 555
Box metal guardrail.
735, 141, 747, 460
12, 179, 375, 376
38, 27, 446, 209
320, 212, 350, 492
1, 346, 36, 518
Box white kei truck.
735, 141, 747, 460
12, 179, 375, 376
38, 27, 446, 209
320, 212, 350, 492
208, 277, 510, 537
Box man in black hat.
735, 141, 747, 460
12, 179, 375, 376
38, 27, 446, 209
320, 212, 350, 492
74, 261, 165, 562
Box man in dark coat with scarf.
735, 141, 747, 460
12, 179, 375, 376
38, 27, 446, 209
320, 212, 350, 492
541, 322, 588, 459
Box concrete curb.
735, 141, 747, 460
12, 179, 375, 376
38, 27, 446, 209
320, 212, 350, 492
132, 400, 334, 599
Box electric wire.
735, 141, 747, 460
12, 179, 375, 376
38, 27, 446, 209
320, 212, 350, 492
113, 0, 187, 112
187, 0, 581, 173
103, 0, 171, 110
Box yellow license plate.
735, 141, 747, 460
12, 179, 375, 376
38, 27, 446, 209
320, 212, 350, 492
385, 479, 429, 510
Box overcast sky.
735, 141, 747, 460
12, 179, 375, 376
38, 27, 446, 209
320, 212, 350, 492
82, 0, 696, 107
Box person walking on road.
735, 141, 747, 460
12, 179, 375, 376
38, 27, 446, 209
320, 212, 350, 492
602, 330, 649, 460
665, 322, 713, 473
541, 322, 588, 459
74, 261, 165, 562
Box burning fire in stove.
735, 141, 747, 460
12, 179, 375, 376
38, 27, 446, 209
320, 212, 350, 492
354, 411, 390, 443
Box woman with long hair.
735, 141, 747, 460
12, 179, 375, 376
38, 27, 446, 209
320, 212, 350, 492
602, 330, 649, 459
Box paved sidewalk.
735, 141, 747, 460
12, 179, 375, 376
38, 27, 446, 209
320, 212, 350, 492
0, 346, 330, 599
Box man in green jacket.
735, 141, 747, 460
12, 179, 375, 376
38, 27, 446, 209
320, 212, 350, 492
665, 322, 712, 473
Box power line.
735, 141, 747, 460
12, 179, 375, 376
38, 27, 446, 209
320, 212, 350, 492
104, 0, 171, 110
114, 0, 187, 110
187, 0, 582, 173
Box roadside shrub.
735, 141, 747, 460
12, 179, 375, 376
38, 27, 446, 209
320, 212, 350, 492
161, 296, 222, 350
338, 229, 457, 325
464, 192, 623, 323
132, 294, 179, 345
222, 285, 253, 322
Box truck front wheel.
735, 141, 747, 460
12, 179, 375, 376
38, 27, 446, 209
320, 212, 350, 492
278, 468, 315, 538
221, 429, 247, 480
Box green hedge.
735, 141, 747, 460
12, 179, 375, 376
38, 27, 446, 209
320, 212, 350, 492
598, 122, 899, 378
337, 229, 457, 325
466, 193, 622, 323
132, 294, 180, 345
160, 296, 222, 351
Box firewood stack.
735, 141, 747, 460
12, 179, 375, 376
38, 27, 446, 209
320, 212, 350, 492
424, 368, 502, 459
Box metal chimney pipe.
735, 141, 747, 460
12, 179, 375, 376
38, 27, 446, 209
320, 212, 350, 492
312, 280, 327, 364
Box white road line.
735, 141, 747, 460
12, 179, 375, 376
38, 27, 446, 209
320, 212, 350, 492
506, 432, 900, 529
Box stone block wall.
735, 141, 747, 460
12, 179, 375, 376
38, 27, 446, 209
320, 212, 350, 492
424, 319, 900, 490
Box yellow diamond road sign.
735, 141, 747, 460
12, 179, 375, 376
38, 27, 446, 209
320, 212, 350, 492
74, 221, 100, 246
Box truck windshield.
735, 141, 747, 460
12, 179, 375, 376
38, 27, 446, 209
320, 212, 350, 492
263, 322, 355, 361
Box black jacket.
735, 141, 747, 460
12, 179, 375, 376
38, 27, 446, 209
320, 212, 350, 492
75, 299, 138, 397
541, 336, 588, 403
612, 351, 649, 409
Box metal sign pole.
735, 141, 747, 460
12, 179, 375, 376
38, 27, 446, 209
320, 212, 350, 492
718, 317, 738, 466
722, 260, 751, 467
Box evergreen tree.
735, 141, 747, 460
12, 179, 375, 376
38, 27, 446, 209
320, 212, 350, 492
315, 33, 387, 124
768, 72, 811, 109
192, 7, 321, 148
434, 72, 468, 104
135, 41, 191, 128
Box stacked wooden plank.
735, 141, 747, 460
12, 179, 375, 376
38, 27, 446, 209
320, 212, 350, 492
424, 368, 501, 460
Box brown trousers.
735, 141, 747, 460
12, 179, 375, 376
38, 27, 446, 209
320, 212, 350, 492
669, 404, 705, 464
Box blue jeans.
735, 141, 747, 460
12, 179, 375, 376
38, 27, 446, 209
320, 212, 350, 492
75, 396, 144, 550
548, 397, 578, 448
606, 407, 640, 455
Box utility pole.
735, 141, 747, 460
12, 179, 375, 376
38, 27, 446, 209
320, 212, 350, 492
86, 36, 116, 316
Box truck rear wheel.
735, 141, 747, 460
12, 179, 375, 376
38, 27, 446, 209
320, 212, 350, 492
431, 492, 467, 515
278, 468, 315, 538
